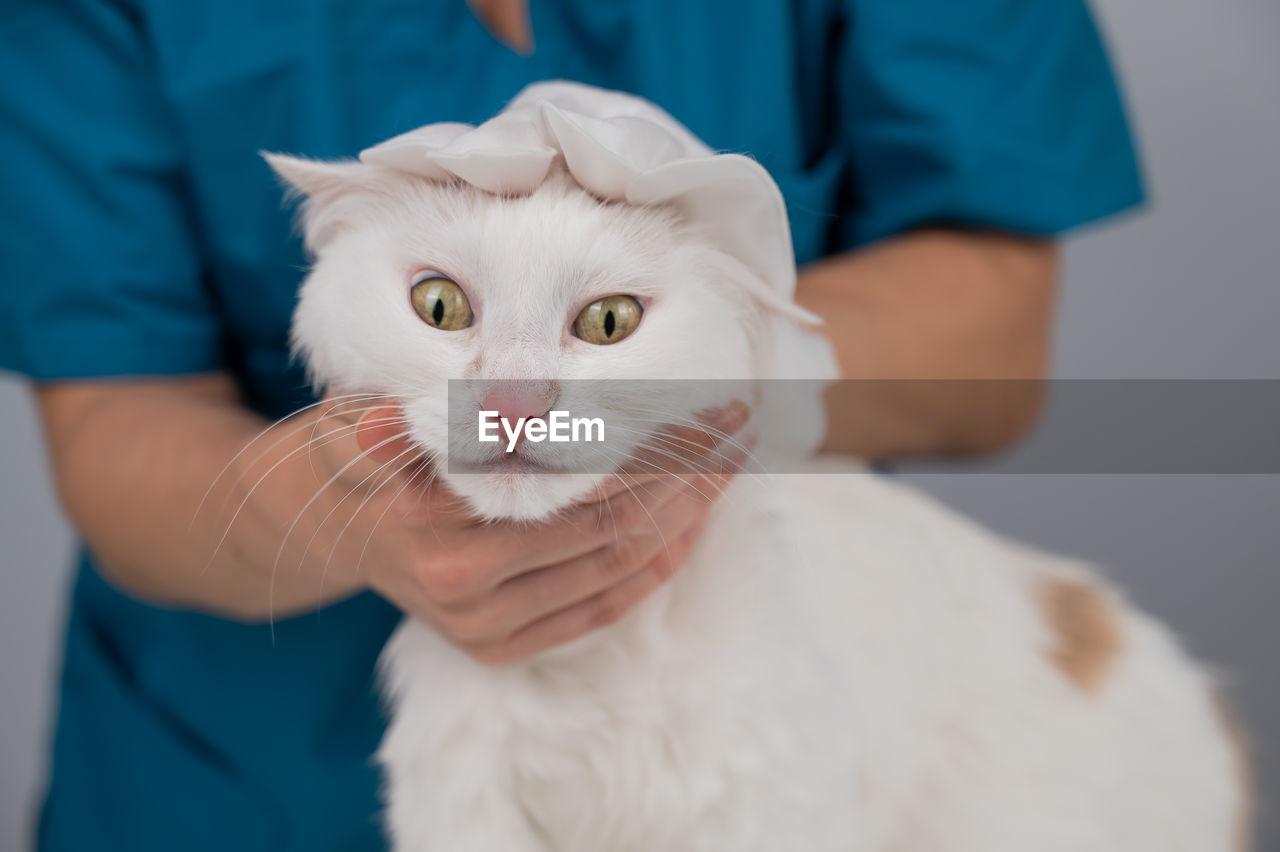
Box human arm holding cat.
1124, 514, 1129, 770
34, 376, 748, 664
799, 228, 1059, 459
800, 0, 1138, 460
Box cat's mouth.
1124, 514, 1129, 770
439, 439, 607, 521
463, 455, 554, 475
449, 445, 567, 476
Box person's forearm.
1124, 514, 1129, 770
35, 375, 368, 620
796, 228, 1059, 459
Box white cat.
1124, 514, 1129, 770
267, 83, 1250, 851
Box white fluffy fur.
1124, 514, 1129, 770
270, 154, 1245, 851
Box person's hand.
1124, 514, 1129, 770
306, 396, 751, 665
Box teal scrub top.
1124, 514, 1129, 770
0, 1, 1143, 849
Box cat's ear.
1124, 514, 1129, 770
262, 153, 371, 200
262, 152, 377, 250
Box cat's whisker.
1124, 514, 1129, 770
602, 426, 732, 479
269, 427, 413, 578
622, 429, 770, 492
616, 406, 761, 448
266, 429, 417, 632
305, 394, 398, 479
613, 411, 766, 474
616, 463, 752, 526
594, 428, 739, 486
597, 418, 757, 475
589, 480, 620, 546
598, 462, 673, 510
586, 444, 715, 508
599, 467, 670, 559
596, 476, 630, 548
317, 442, 427, 595
192, 392, 392, 528
202, 418, 385, 574
592, 446, 733, 509
300, 431, 423, 578
416, 459, 450, 545
211, 405, 409, 539
353, 461, 439, 580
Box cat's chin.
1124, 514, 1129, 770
440, 470, 607, 523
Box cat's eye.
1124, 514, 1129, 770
410, 276, 473, 330
573, 295, 643, 345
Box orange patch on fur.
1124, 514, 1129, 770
1213, 691, 1255, 851
1037, 576, 1124, 694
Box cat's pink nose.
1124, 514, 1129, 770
481, 387, 551, 425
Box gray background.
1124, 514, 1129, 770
1, 0, 1276, 848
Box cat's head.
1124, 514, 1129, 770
267, 155, 825, 521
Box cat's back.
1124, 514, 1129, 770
748, 464, 1250, 850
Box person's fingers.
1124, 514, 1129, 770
690, 431, 756, 495
469, 498, 713, 633
592, 426, 751, 526
590, 400, 751, 500
355, 405, 419, 465
471, 465, 715, 585
464, 519, 704, 666
621, 399, 751, 477
344, 405, 476, 525
606, 436, 752, 527
433, 547, 647, 645
404, 465, 713, 615
462, 433, 750, 592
